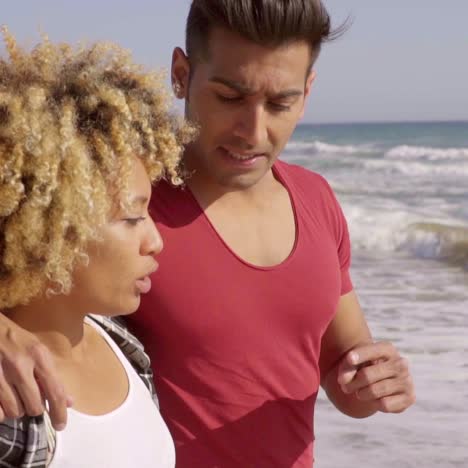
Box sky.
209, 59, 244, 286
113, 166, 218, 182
2, 0, 467, 124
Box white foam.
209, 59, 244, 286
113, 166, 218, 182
342, 202, 468, 263
385, 145, 468, 161
284, 140, 377, 155
344, 203, 415, 252
363, 159, 468, 177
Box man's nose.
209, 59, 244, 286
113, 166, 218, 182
232, 104, 267, 149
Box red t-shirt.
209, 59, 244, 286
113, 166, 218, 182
127, 160, 353, 467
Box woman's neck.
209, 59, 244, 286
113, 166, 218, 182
8, 295, 90, 362
10, 297, 131, 416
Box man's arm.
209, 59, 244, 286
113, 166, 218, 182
319, 290, 415, 418
0, 312, 72, 430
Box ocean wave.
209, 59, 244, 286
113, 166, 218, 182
402, 223, 468, 267
384, 145, 468, 161
286, 141, 468, 162
345, 206, 468, 268
284, 140, 377, 155
363, 159, 468, 177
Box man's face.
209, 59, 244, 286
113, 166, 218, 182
172, 28, 315, 190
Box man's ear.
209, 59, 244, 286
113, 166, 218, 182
299, 70, 316, 119
171, 47, 191, 99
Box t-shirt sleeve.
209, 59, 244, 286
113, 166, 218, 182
337, 209, 353, 295
321, 177, 353, 295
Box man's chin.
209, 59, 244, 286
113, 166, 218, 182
216, 165, 273, 191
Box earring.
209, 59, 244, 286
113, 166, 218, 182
173, 81, 183, 97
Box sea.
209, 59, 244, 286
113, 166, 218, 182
282, 121, 468, 468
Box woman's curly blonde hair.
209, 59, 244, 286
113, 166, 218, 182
0, 28, 193, 309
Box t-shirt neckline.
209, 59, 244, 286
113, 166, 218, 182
186, 161, 299, 271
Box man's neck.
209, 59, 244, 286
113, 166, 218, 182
186, 165, 280, 212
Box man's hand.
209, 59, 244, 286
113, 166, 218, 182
0, 315, 72, 430
337, 341, 415, 414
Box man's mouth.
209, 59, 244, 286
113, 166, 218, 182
222, 148, 266, 162
227, 151, 259, 161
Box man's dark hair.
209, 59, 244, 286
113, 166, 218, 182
186, 0, 346, 68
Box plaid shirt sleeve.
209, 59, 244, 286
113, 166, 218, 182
0, 415, 52, 468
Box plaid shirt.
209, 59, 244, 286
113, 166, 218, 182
0, 315, 157, 468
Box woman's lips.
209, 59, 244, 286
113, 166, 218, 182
135, 276, 152, 294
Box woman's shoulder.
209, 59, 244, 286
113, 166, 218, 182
86, 315, 149, 368
86, 315, 158, 406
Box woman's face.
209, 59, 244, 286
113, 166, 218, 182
70, 157, 162, 317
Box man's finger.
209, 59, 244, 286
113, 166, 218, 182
342, 357, 409, 394
347, 341, 397, 367
337, 349, 373, 386
377, 390, 416, 414
336, 351, 359, 386
14, 377, 45, 417
0, 387, 24, 418
2, 385, 25, 419
0, 367, 25, 418
355, 377, 405, 401
34, 348, 69, 430
42, 381, 68, 431
2, 357, 44, 417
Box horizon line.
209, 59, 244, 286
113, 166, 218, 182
300, 119, 468, 126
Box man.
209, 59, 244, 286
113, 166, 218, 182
0, 1, 415, 467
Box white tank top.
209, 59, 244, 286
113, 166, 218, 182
48, 318, 175, 468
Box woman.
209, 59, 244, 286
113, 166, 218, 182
0, 28, 192, 467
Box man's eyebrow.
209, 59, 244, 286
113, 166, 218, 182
210, 76, 254, 95
210, 76, 303, 99
273, 89, 304, 99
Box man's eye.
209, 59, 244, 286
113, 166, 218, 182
216, 94, 242, 103
268, 102, 291, 112
124, 217, 146, 226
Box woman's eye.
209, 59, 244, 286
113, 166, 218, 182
124, 217, 146, 226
